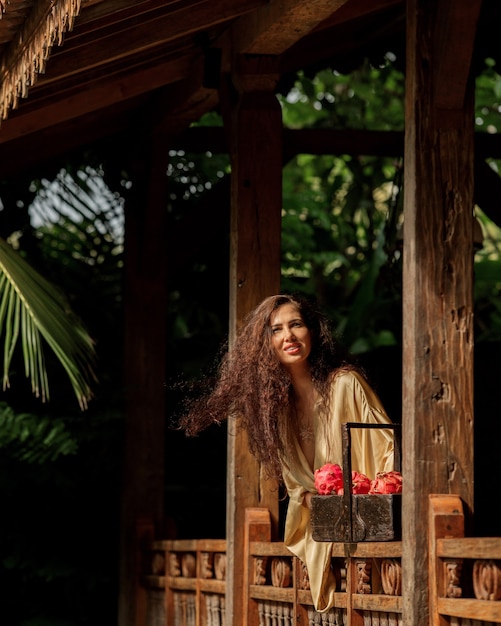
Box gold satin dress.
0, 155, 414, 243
280, 370, 395, 612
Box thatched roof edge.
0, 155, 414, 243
0, 0, 82, 121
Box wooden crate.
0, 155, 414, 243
311, 422, 402, 542
311, 493, 401, 542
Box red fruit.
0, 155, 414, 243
351, 470, 371, 494
369, 470, 403, 494
314, 463, 343, 495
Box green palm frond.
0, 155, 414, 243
0, 237, 97, 409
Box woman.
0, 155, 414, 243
179, 294, 395, 612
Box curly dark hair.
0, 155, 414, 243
178, 294, 355, 480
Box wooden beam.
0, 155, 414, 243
433, 0, 483, 110
5, 122, 501, 213
77, 0, 264, 30
39, 15, 211, 83
231, 0, 350, 55
281, 2, 405, 75
37, 0, 266, 83
402, 1, 476, 624
0, 56, 196, 143
174, 126, 403, 156
310, 0, 404, 31
173, 126, 501, 161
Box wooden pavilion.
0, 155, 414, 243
1, 0, 501, 625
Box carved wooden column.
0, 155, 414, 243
402, 1, 482, 624
222, 55, 282, 626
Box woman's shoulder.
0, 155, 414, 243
329, 366, 367, 389
329, 367, 389, 420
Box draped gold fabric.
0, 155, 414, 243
280, 370, 395, 612
0, 0, 82, 120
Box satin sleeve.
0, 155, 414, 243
329, 370, 395, 478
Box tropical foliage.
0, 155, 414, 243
0, 166, 125, 626
0, 236, 96, 408
279, 61, 405, 352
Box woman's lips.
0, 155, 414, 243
284, 344, 300, 353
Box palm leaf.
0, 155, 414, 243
0, 237, 97, 409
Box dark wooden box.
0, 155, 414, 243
310, 493, 401, 542
310, 422, 402, 543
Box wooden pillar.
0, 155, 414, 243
118, 131, 169, 626
402, 1, 481, 623
223, 56, 282, 626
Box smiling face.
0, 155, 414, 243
269, 303, 312, 370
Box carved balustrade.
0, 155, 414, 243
430, 495, 501, 625
137, 498, 501, 626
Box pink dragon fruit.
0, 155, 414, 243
351, 470, 371, 494
314, 463, 343, 495
369, 470, 403, 494
335, 470, 371, 495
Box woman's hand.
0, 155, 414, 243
304, 492, 313, 509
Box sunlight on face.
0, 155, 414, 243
269, 303, 312, 369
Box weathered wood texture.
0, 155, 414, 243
232, 0, 349, 55
225, 76, 282, 626
402, 0, 479, 624
120, 132, 169, 626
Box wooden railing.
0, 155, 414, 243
429, 494, 501, 625
139, 497, 501, 626
140, 507, 403, 626
243, 507, 402, 626
142, 537, 227, 626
